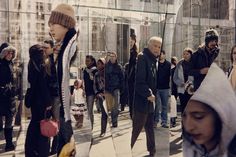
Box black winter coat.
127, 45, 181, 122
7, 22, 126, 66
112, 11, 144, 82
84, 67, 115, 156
134, 48, 157, 113
189, 46, 219, 91
28, 60, 52, 121
83, 66, 97, 96
171, 66, 178, 97
128, 48, 137, 85
127, 48, 137, 106
157, 60, 171, 89
0, 59, 15, 116
105, 61, 124, 93
48, 54, 59, 97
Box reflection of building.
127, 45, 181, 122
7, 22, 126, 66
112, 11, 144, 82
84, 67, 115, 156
1, 0, 234, 66
0, 1, 9, 43
173, 0, 235, 70
0, 0, 69, 91
73, 0, 176, 63
0, 0, 177, 90
0, 0, 177, 64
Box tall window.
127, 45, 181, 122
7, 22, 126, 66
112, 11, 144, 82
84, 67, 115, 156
47, 3, 52, 11
183, 0, 229, 19
91, 20, 105, 51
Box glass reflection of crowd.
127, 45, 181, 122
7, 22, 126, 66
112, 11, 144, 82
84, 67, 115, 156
1, 12, 236, 157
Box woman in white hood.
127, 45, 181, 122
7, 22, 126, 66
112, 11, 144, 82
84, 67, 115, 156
182, 63, 236, 157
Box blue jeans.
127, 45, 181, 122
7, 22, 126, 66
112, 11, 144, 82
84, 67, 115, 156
154, 89, 169, 125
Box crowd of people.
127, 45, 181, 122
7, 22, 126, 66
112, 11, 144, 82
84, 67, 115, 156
0, 2, 236, 157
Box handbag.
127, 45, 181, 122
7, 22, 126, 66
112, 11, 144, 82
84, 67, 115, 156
40, 110, 59, 137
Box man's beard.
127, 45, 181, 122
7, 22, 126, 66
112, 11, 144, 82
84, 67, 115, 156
207, 44, 218, 52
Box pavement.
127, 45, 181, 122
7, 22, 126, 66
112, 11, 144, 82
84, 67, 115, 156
0, 106, 183, 157
169, 116, 183, 157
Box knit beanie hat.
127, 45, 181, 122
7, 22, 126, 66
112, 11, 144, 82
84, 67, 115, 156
48, 4, 76, 29
205, 28, 219, 47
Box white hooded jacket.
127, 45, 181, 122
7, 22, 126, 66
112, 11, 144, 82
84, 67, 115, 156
183, 63, 236, 157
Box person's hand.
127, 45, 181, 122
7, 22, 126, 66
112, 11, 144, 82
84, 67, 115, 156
46, 106, 52, 111
82, 91, 86, 97
45, 106, 52, 119
200, 67, 209, 74
97, 93, 103, 97
147, 94, 155, 102
70, 149, 76, 157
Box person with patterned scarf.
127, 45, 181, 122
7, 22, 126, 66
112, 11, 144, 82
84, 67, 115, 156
93, 58, 106, 137
48, 3, 78, 156
83, 55, 97, 129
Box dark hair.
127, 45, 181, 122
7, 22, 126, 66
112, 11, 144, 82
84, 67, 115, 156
205, 29, 219, 47
183, 102, 222, 146
86, 55, 96, 67
29, 44, 44, 65
230, 45, 236, 63
208, 104, 222, 144
130, 35, 137, 52
161, 50, 166, 55
0, 42, 9, 53
44, 39, 54, 48
171, 57, 178, 66
130, 28, 136, 38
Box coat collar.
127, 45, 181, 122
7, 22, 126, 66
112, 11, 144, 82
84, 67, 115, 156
143, 48, 157, 62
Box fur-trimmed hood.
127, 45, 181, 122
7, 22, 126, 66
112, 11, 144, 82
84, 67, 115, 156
0, 46, 17, 60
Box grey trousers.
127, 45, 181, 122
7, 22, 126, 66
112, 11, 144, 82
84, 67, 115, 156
86, 95, 95, 128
